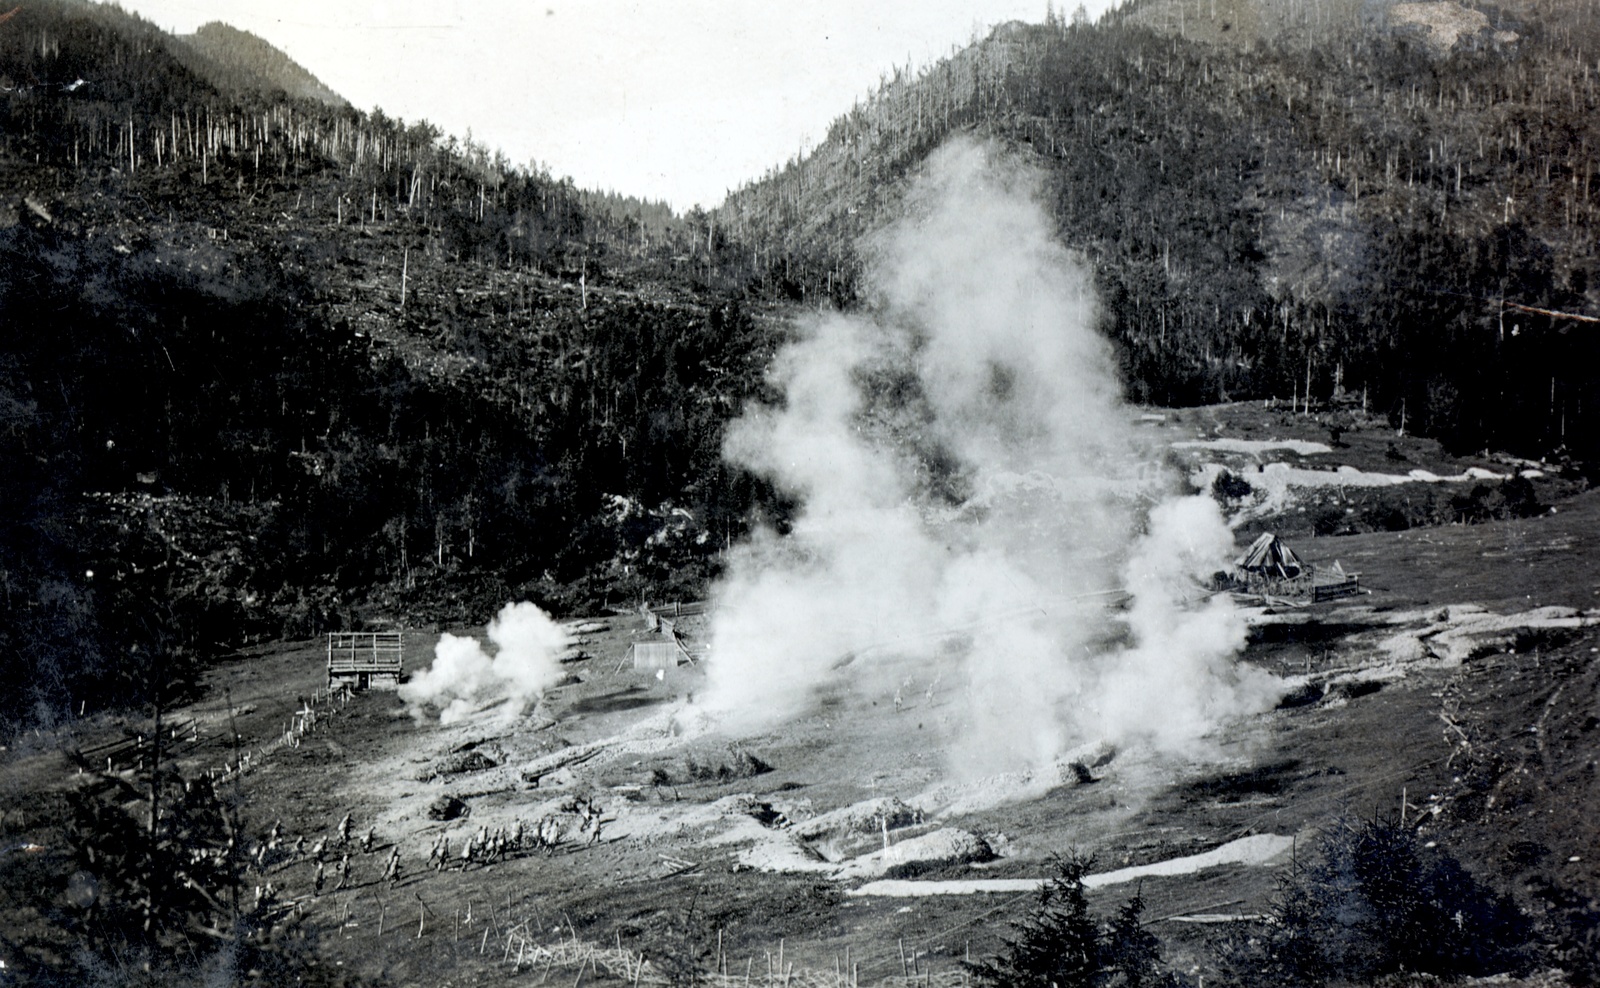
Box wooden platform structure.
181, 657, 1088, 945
326, 631, 403, 690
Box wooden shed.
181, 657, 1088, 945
327, 631, 403, 690
631, 641, 681, 672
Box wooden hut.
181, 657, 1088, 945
327, 631, 403, 690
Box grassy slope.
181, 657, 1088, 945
3, 434, 1595, 984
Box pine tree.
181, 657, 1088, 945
969, 854, 1176, 988
967, 853, 1103, 988
1101, 887, 1165, 988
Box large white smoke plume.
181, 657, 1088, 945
698, 137, 1277, 773
400, 602, 570, 724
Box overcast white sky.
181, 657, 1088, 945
108, 0, 1118, 211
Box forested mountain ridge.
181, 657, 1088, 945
172, 21, 348, 108
0, 0, 345, 107
715, 0, 1600, 462
3, 0, 1599, 731
0, 0, 774, 729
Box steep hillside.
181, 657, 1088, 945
172, 21, 348, 107
0, 0, 777, 731
715, 0, 1600, 462
2, 0, 1597, 732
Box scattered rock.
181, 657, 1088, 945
417, 748, 500, 781
1277, 681, 1326, 709
737, 834, 831, 874
793, 797, 921, 841
1053, 741, 1117, 786
710, 793, 788, 828
622, 743, 772, 788
427, 795, 469, 821
835, 828, 996, 881
23, 195, 52, 225
1330, 679, 1384, 700
519, 739, 605, 784
536, 767, 579, 789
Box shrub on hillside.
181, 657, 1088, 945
1211, 470, 1254, 501
968, 852, 1178, 988
1217, 815, 1534, 986
1450, 476, 1544, 524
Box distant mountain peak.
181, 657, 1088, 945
174, 20, 346, 107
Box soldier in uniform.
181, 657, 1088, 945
383, 845, 402, 888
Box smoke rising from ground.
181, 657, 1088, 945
400, 602, 570, 724
698, 137, 1277, 772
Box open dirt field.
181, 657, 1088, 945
3, 405, 1597, 986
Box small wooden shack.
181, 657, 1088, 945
632, 602, 708, 671
631, 641, 682, 672
327, 631, 403, 690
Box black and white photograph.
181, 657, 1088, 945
1, 0, 1597, 984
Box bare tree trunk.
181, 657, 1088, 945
145, 647, 164, 935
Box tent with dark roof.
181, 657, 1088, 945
1236, 533, 1304, 580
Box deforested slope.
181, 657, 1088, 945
717, 0, 1600, 462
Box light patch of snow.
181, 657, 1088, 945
1251, 462, 1507, 488
846, 833, 1297, 897
1352, 603, 1596, 668
1285, 604, 1600, 692
848, 877, 1042, 897
1171, 438, 1333, 456
1192, 461, 1511, 527
1082, 833, 1296, 885
1425, 606, 1597, 665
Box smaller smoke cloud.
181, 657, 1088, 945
1090, 496, 1280, 752
400, 602, 570, 724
